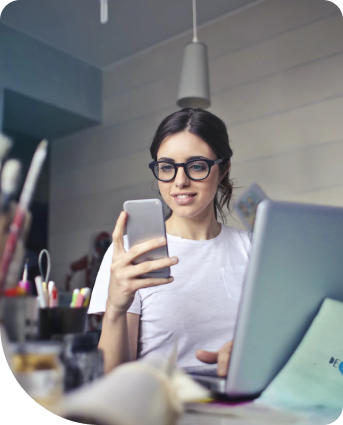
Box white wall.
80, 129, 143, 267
49, 0, 343, 289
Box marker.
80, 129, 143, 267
48, 281, 55, 307
70, 289, 79, 308
35, 275, 47, 308
42, 281, 49, 307
75, 292, 84, 308
50, 286, 58, 308
81, 288, 91, 307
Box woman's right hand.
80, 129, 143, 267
106, 211, 178, 318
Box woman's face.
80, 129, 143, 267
156, 131, 228, 219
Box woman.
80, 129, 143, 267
88, 108, 251, 376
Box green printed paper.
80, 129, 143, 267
261, 298, 343, 411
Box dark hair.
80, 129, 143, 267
150, 108, 234, 223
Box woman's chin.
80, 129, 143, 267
171, 205, 206, 220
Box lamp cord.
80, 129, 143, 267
192, 0, 198, 42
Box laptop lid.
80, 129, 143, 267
226, 200, 343, 397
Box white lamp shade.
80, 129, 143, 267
177, 41, 210, 109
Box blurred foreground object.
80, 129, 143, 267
0, 140, 48, 295
12, 342, 64, 410
0, 133, 13, 172
0, 296, 38, 342
61, 333, 103, 391
0, 159, 21, 213
58, 351, 209, 425
234, 183, 268, 231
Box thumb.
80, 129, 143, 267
195, 349, 218, 364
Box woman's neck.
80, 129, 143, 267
165, 210, 222, 241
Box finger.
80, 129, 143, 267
195, 350, 218, 364
112, 211, 127, 260
223, 340, 234, 351
217, 349, 231, 377
127, 237, 169, 263
131, 276, 174, 291
123, 256, 178, 279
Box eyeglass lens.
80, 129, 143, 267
154, 161, 210, 181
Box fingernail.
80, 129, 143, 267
159, 237, 166, 244
170, 256, 178, 264
168, 277, 174, 282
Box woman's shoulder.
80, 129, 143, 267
221, 224, 252, 247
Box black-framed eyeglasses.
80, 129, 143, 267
149, 158, 227, 182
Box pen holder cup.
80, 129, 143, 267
39, 307, 88, 341
0, 296, 39, 342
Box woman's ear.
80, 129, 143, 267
219, 160, 231, 182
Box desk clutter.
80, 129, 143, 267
2, 298, 342, 425
0, 133, 104, 413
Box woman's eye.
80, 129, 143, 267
189, 163, 206, 172
159, 165, 173, 172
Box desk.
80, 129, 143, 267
180, 414, 251, 425
178, 411, 337, 425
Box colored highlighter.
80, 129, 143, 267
70, 289, 79, 308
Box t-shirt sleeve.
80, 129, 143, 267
88, 242, 113, 314
127, 291, 142, 315
88, 235, 141, 316
237, 229, 252, 258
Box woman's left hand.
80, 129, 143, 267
195, 341, 233, 377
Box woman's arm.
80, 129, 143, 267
127, 313, 140, 361
98, 305, 134, 373
98, 211, 177, 373
98, 311, 139, 373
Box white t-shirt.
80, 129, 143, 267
88, 224, 251, 367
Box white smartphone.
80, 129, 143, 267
123, 199, 170, 279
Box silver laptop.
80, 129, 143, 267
186, 199, 343, 400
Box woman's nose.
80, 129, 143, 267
174, 166, 190, 187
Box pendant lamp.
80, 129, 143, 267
100, 0, 108, 24
177, 0, 210, 109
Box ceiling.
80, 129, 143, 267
1, 0, 259, 68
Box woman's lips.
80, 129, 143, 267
172, 194, 197, 205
